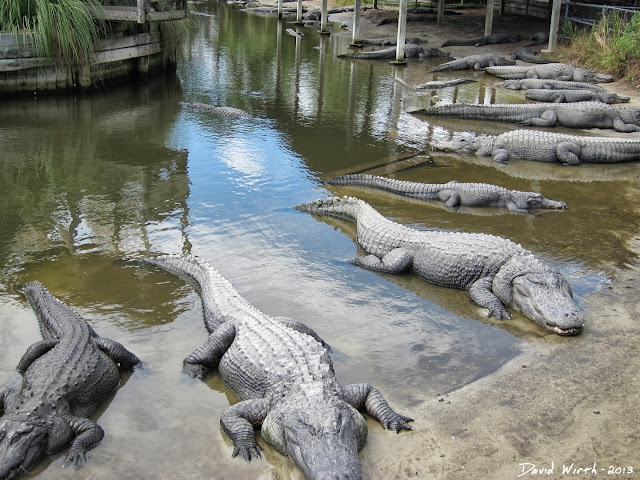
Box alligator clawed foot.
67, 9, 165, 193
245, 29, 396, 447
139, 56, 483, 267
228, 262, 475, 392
384, 413, 414, 433
63, 451, 89, 468
232, 444, 262, 462
182, 362, 210, 379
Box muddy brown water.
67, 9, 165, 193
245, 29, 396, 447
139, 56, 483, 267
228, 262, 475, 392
1, 2, 640, 479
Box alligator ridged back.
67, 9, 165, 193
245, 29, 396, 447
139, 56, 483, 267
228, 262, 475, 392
145, 255, 257, 332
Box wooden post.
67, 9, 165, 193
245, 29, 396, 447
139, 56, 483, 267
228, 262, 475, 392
392, 0, 408, 64
295, 0, 304, 25
137, 0, 145, 23
320, 0, 330, 35
545, 0, 562, 52
484, 0, 494, 35
278, 0, 283, 17
437, 0, 444, 24
351, 0, 362, 45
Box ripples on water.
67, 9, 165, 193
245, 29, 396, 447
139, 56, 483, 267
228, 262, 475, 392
1, 1, 639, 478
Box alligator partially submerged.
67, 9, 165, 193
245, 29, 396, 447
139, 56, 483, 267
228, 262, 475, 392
496, 78, 608, 92
327, 174, 566, 213
179, 101, 252, 118
485, 63, 614, 82
524, 88, 630, 104
441, 32, 523, 47
409, 102, 640, 132
511, 47, 554, 64
0, 281, 140, 480
431, 129, 640, 165
144, 254, 413, 479
431, 54, 515, 72
296, 197, 583, 335
338, 44, 446, 59
415, 78, 476, 90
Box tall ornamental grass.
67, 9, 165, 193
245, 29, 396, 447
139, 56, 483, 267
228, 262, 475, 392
0, 0, 104, 66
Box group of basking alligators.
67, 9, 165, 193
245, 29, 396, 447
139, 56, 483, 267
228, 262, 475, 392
2, 24, 640, 480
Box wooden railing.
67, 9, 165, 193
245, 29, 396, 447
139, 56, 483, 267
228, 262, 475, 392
90, 0, 187, 23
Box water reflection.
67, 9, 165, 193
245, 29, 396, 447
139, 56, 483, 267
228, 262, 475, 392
0, 1, 638, 478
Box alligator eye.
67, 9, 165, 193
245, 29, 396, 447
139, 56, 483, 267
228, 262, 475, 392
0, 430, 5, 441
9, 432, 21, 445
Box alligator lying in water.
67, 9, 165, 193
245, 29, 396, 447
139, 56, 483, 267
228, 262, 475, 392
485, 63, 614, 82
495, 78, 608, 92
0, 281, 140, 480
144, 254, 413, 479
327, 174, 566, 213
409, 101, 640, 132
431, 129, 640, 165
296, 197, 583, 335
338, 44, 446, 59
524, 88, 630, 104
431, 54, 515, 72
179, 101, 252, 118
415, 78, 475, 89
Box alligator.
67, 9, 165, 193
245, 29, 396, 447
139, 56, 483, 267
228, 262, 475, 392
358, 36, 423, 46
524, 88, 630, 104
415, 78, 476, 89
431, 54, 515, 72
179, 101, 252, 119
525, 31, 549, 47
441, 32, 523, 47
409, 101, 640, 132
485, 63, 614, 83
431, 129, 640, 165
296, 196, 583, 335
144, 254, 413, 480
327, 174, 567, 213
495, 78, 608, 92
338, 44, 446, 60
0, 281, 140, 480
511, 47, 554, 64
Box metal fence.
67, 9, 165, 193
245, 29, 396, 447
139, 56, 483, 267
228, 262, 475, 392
564, 0, 640, 26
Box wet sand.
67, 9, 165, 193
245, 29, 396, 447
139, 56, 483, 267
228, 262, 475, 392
299, 6, 640, 478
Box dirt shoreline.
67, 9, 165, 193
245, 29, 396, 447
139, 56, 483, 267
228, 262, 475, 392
276, 6, 640, 478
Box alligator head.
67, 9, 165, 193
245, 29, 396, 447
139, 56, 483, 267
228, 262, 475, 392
262, 392, 367, 479
604, 93, 631, 104
493, 253, 583, 336
430, 135, 491, 155
511, 191, 567, 210
583, 70, 614, 83
0, 420, 48, 480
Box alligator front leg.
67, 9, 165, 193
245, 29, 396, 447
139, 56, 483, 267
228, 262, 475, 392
612, 117, 640, 133
516, 109, 558, 127
94, 338, 141, 369
16, 339, 58, 373
220, 398, 269, 461
347, 248, 413, 274
341, 384, 413, 433
61, 413, 105, 467
469, 277, 511, 320
183, 321, 236, 378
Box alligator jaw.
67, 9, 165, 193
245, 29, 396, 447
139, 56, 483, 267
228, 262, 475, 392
547, 324, 583, 336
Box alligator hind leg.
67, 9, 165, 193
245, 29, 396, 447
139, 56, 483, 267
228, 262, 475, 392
183, 321, 236, 378
16, 339, 58, 373
341, 384, 413, 432
347, 247, 413, 274
555, 142, 581, 165
612, 118, 640, 133
94, 338, 141, 369
437, 190, 462, 208
516, 109, 557, 127
273, 317, 330, 350
220, 398, 268, 461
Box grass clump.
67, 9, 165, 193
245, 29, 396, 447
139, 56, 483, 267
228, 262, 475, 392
159, 5, 198, 64
0, 0, 105, 66
556, 12, 640, 83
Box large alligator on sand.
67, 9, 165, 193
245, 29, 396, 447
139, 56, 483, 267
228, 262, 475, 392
511, 47, 554, 64
0, 281, 140, 480
409, 101, 640, 132
485, 63, 614, 82
524, 88, 630, 104
179, 101, 251, 118
496, 78, 608, 92
441, 32, 523, 47
144, 254, 412, 480
296, 197, 583, 335
431, 129, 640, 165
338, 44, 446, 59
431, 54, 515, 72
327, 174, 566, 213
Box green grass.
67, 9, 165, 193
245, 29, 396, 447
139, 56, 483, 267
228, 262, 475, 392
159, 6, 198, 64
0, 0, 105, 66
557, 12, 640, 83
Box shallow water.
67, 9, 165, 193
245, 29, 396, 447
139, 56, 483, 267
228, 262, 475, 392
1, 2, 640, 479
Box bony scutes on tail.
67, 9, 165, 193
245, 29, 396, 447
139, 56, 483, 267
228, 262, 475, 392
143, 254, 413, 480
296, 196, 583, 336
